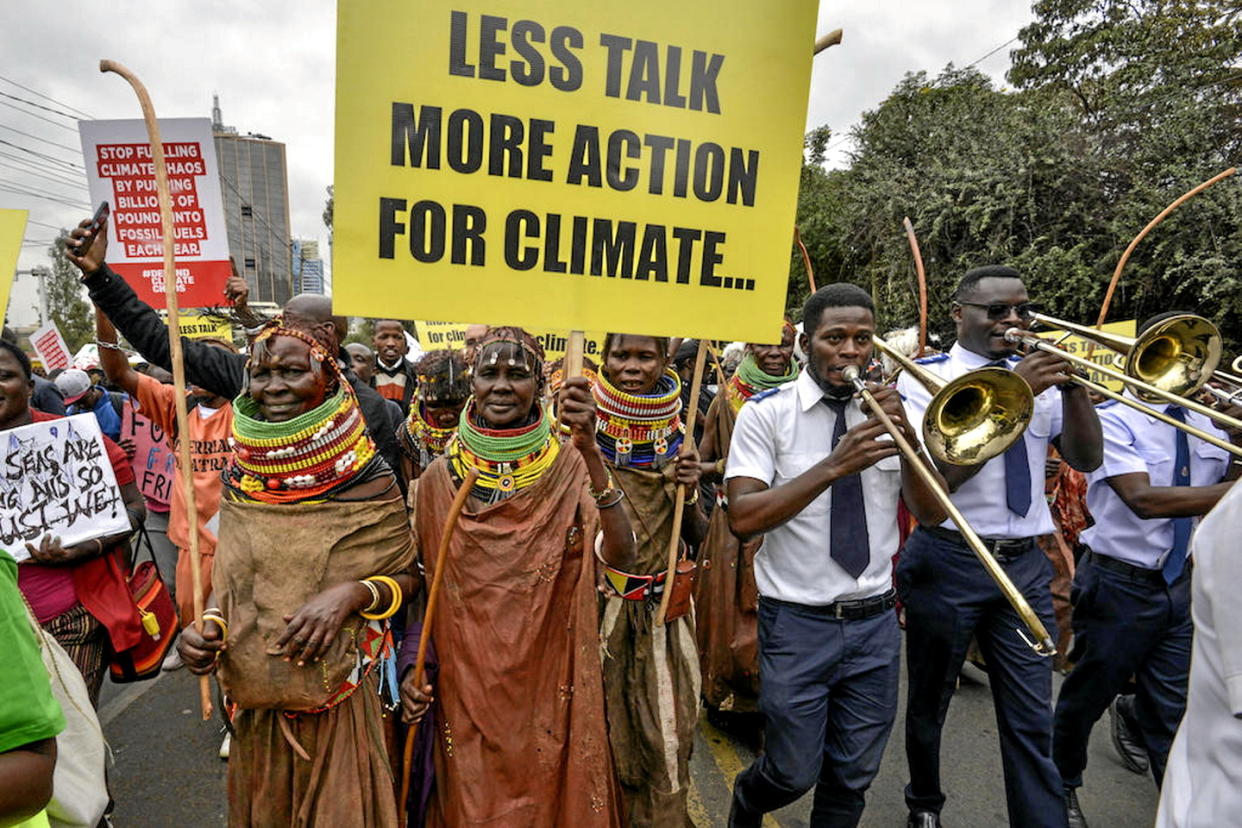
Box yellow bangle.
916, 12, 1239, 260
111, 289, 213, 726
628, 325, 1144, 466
361, 575, 403, 620
200, 612, 229, 642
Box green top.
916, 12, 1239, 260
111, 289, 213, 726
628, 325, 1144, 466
0, 548, 65, 755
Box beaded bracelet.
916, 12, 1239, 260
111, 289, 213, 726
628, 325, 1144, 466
587, 469, 616, 501
360, 575, 403, 620
596, 489, 625, 509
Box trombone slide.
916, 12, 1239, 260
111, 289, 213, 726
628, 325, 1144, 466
842, 367, 1057, 657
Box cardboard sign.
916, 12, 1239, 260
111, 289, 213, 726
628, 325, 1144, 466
1035, 320, 1136, 392
120, 398, 174, 508
334, 0, 817, 342
414, 320, 605, 361
179, 312, 234, 341
0, 414, 131, 560
29, 322, 71, 372
0, 208, 26, 320
78, 118, 231, 308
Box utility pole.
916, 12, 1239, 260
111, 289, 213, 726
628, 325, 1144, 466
13, 266, 51, 324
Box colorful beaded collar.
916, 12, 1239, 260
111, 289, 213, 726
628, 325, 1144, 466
592, 369, 683, 468
228, 387, 376, 503
399, 396, 459, 470
728, 353, 799, 412
447, 398, 559, 503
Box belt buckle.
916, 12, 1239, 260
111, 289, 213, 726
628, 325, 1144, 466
834, 602, 845, 619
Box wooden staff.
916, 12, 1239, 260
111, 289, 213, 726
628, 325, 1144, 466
794, 226, 817, 294
1095, 167, 1237, 328
653, 340, 708, 626
398, 467, 478, 827
814, 28, 844, 54
903, 217, 929, 356
100, 60, 212, 720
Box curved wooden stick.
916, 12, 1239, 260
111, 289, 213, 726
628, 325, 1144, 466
814, 28, 843, 54
654, 341, 707, 626
398, 468, 478, 827
793, 226, 817, 294
903, 217, 928, 356
100, 59, 212, 721
1096, 167, 1237, 327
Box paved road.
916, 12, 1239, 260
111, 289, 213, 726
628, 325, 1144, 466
100, 655, 1158, 826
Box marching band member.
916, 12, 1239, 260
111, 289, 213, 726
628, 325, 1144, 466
1052, 312, 1242, 826
726, 284, 945, 828
896, 266, 1102, 828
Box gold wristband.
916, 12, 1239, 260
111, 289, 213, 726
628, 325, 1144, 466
361, 575, 403, 620
359, 579, 381, 613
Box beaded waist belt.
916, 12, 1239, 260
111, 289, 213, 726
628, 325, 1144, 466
603, 564, 674, 601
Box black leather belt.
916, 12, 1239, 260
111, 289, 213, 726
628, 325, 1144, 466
765, 589, 897, 620
1085, 549, 1185, 585
924, 525, 1034, 563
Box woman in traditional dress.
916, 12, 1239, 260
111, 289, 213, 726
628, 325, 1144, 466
178, 323, 415, 828
592, 333, 706, 827
395, 349, 471, 485
694, 324, 798, 715
400, 326, 635, 827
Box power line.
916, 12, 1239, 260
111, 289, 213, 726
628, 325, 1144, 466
218, 170, 295, 254
0, 90, 81, 122
25, 218, 68, 232
0, 73, 95, 120
0, 123, 83, 158
0, 149, 83, 185
0, 181, 89, 209
0, 158, 86, 191
964, 36, 1020, 70
0, 99, 78, 133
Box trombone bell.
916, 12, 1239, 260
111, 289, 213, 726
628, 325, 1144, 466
1125, 315, 1222, 402
926, 368, 1035, 465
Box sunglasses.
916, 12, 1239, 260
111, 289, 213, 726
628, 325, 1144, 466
956, 301, 1041, 321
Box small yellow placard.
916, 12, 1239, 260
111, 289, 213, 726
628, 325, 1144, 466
1035, 320, 1136, 392
0, 209, 28, 321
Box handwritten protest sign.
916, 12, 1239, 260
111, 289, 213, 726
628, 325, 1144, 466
0, 414, 131, 561
0, 209, 26, 320
334, 0, 817, 342
415, 320, 605, 361
30, 322, 71, 372
121, 399, 174, 508
1036, 320, 1135, 392
179, 312, 234, 341
79, 118, 231, 308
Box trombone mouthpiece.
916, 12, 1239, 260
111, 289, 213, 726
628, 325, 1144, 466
842, 365, 861, 383
1004, 328, 1023, 344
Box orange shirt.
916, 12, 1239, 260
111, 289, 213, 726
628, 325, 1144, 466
134, 373, 233, 556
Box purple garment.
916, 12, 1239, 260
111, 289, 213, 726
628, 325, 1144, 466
398, 621, 439, 827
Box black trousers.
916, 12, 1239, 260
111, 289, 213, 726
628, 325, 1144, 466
1052, 551, 1191, 788
897, 527, 1067, 828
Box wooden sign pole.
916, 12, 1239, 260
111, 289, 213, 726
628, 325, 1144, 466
653, 340, 708, 625
100, 60, 212, 720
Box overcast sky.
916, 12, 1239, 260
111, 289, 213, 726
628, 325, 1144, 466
0, 0, 1033, 327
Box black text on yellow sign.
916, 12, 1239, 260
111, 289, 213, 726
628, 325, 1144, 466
334, 0, 816, 342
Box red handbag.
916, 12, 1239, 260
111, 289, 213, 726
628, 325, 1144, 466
108, 558, 180, 683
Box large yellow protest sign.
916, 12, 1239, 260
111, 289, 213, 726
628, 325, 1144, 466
334, 0, 817, 342
1036, 320, 1135, 392
0, 209, 28, 321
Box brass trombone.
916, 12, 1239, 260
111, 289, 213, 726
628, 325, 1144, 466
1202, 355, 1242, 407
1006, 314, 1242, 458
844, 349, 1057, 657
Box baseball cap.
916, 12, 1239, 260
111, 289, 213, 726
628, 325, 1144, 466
55, 368, 93, 405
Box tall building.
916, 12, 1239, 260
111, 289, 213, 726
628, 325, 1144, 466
212, 95, 294, 306
292, 239, 325, 295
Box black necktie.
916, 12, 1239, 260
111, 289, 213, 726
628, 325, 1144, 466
1163, 405, 1192, 584
824, 398, 869, 578
990, 360, 1031, 517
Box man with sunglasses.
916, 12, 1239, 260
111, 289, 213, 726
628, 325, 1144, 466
895, 265, 1103, 828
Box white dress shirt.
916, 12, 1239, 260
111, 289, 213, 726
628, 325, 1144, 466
1078, 392, 1229, 568
726, 369, 902, 606
1156, 479, 1242, 828
896, 342, 1062, 539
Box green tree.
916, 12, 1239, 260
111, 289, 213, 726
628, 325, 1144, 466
323, 185, 334, 244
45, 232, 94, 354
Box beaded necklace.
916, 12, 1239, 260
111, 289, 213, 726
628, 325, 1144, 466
228, 387, 376, 503
592, 369, 683, 468
728, 353, 799, 412
447, 398, 559, 504
399, 396, 458, 470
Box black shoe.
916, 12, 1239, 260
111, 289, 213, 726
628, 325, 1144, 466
1109, 695, 1149, 775
727, 791, 762, 828
907, 811, 941, 828
1065, 786, 1088, 828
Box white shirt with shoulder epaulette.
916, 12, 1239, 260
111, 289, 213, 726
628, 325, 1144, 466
896, 342, 1063, 539
1078, 391, 1228, 569
725, 368, 902, 606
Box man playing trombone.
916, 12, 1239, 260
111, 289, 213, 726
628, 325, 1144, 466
897, 265, 1103, 828
724, 283, 946, 828
1052, 311, 1242, 827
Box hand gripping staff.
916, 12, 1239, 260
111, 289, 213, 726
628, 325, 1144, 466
100, 60, 213, 719
399, 468, 478, 828
842, 365, 1056, 657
